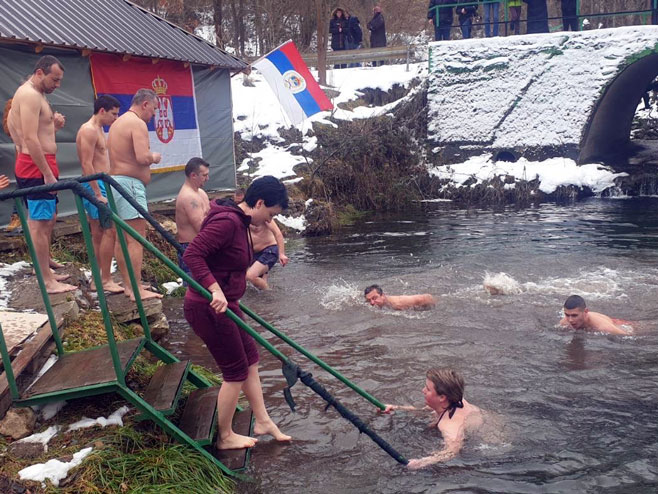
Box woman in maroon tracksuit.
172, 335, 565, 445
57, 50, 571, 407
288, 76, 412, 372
183, 176, 291, 450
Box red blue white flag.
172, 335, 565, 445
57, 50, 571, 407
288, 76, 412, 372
252, 40, 333, 125
89, 53, 202, 172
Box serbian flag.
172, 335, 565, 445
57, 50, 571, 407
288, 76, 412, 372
89, 53, 202, 172
252, 40, 333, 125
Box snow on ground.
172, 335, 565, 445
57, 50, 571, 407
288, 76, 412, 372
0, 261, 30, 308
429, 154, 627, 194
16, 425, 60, 450
67, 405, 130, 432
19, 447, 92, 487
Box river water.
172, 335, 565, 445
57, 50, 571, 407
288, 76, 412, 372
162, 198, 658, 494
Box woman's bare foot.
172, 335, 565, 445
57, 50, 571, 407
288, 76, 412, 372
215, 432, 258, 450
91, 280, 124, 293
128, 288, 163, 301
52, 272, 70, 282
253, 419, 292, 442
45, 281, 77, 294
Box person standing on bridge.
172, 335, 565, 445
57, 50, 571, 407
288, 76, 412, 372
561, 0, 578, 31
456, 0, 478, 39
523, 0, 549, 34
428, 0, 454, 41
330, 7, 349, 69
508, 0, 523, 35
482, 1, 501, 37
367, 5, 387, 66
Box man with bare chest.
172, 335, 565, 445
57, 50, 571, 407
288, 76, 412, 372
76, 95, 122, 293
246, 216, 288, 290
175, 157, 210, 280
107, 88, 162, 301
8, 55, 76, 293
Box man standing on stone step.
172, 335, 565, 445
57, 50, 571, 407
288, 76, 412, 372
175, 157, 210, 283
76, 94, 124, 294
8, 55, 77, 294
107, 88, 162, 301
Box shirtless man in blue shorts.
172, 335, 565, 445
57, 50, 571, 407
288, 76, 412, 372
76, 95, 123, 293
246, 215, 288, 290
108, 88, 162, 300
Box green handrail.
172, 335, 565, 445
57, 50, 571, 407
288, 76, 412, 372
74, 195, 125, 385
239, 303, 386, 410
13, 198, 64, 356
0, 322, 19, 400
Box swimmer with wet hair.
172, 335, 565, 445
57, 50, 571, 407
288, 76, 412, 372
364, 284, 435, 310
560, 295, 630, 335
381, 367, 483, 470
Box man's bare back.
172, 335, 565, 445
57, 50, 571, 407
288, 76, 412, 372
365, 285, 436, 310
108, 111, 155, 184
176, 184, 209, 243
250, 222, 277, 253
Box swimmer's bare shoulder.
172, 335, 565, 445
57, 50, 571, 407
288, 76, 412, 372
388, 294, 436, 310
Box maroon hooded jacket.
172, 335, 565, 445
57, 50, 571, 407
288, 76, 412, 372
182, 199, 252, 303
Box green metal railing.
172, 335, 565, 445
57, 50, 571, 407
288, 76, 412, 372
0, 175, 407, 469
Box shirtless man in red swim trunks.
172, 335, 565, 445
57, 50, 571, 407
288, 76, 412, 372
8, 55, 76, 294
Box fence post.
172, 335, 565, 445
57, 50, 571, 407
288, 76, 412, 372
406, 45, 410, 72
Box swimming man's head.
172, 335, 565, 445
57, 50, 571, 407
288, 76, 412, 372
424, 368, 464, 409
563, 295, 588, 329
364, 284, 385, 307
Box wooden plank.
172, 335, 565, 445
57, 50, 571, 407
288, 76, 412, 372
302, 45, 413, 67
23, 338, 143, 398
213, 408, 253, 471
0, 311, 48, 363
0, 301, 76, 417
179, 386, 219, 443
142, 361, 188, 413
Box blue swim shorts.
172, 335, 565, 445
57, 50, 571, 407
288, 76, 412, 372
111, 175, 147, 220
81, 181, 107, 220
252, 245, 279, 270
177, 242, 191, 286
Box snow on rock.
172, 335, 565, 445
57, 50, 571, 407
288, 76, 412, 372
19, 447, 92, 487
275, 214, 306, 232
162, 279, 183, 295
427, 26, 658, 150
67, 406, 130, 432
429, 154, 627, 194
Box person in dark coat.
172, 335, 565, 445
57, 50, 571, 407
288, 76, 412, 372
367, 5, 387, 66
346, 12, 363, 67
456, 0, 477, 39
523, 0, 549, 34
330, 7, 348, 68
428, 0, 454, 41
561, 0, 578, 31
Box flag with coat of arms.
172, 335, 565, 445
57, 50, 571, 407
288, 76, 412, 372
252, 40, 333, 125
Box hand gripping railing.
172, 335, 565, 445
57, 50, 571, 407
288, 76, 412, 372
0, 176, 408, 465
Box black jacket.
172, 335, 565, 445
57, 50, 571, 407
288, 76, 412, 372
348, 16, 363, 45
456, 0, 477, 23
523, 0, 549, 34
428, 0, 454, 26
330, 11, 348, 50
367, 12, 387, 48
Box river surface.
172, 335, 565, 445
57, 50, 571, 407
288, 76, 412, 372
162, 198, 658, 494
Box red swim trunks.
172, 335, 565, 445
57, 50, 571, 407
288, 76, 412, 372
15, 153, 59, 180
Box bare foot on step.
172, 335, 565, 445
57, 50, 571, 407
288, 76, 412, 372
253, 419, 292, 442
45, 281, 77, 294
129, 288, 163, 301
216, 433, 258, 450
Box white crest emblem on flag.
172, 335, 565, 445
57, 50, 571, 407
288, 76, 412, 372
282, 70, 306, 94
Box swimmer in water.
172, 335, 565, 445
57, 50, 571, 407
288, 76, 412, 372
382, 368, 483, 470
560, 295, 631, 335
364, 284, 435, 310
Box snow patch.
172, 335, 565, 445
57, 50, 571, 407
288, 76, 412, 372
67, 406, 130, 432
19, 447, 92, 487
0, 261, 30, 307
275, 214, 306, 232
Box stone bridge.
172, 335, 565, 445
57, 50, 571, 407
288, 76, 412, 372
427, 26, 658, 164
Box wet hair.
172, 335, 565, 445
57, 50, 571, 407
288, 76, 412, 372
131, 88, 157, 107
364, 284, 383, 296
34, 55, 64, 75
93, 94, 121, 115
185, 157, 209, 177
564, 295, 586, 310
243, 176, 288, 209
426, 368, 464, 406
2, 99, 12, 136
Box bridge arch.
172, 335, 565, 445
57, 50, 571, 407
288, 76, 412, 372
579, 53, 658, 164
